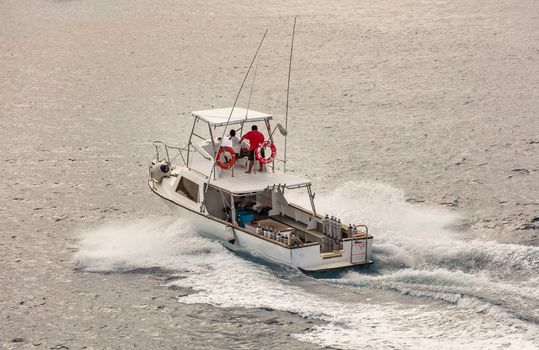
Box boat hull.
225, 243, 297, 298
154, 186, 373, 272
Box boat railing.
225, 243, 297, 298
152, 141, 188, 166
151, 140, 216, 179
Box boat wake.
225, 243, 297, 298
74, 216, 222, 273
74, 181, 539, 349
314, 182, 538, 323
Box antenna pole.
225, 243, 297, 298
284, 16, 296, 173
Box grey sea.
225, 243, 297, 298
1, 0, 538, 349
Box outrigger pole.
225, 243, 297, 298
284, 16, 297, 173
240, 60, 260, 138
200, 29, 268, 212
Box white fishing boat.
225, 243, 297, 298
148, 107, 373, 272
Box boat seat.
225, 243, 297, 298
271, 215, 324, 240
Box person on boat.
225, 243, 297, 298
228, 129, 241, 158
219, 129, 241, 167
240, 125, 265, 174
221, 129, 241, 158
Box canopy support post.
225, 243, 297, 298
186, 117, 198, 168
208, 123, 217, 181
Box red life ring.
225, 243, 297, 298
255, 141, 276, 164
215, 146, 237, 169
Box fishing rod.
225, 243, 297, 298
284, 16, 297, 173
222, 29, 268, 140
201, 29, 268, 211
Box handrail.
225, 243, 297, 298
353, 224, 368, 236
152, 141, 189, 166
151, 141, 214, 176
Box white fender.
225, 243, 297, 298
224, 226, 236, 242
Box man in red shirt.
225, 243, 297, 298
240, 125, 265, 174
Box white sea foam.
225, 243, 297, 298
74, 181, 539, 349
74, 217, 224, 272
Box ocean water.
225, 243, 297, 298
2, 0, 538, 348
75, 182, 539, 349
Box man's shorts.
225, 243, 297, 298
247, 149, 265, 161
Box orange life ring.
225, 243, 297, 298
255, 141, 276, 164
215, 146, 237, 169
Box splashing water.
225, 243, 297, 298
75, 181, 539, 349
309, 182, 539, 323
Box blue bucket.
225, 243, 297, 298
236, 210, 254, 227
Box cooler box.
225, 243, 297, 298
236, 210, 254, 228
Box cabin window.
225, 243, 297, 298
176, 177, 199, 202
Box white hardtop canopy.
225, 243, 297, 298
209, 171, 311, 195
191, 107, 272, 127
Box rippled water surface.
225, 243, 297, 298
1, 0, 538, 348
